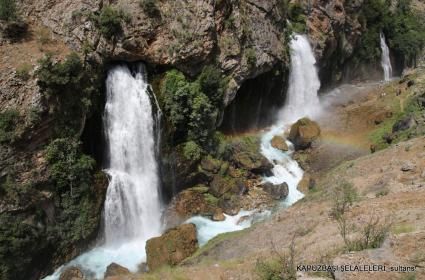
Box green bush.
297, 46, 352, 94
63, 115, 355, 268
330, 180, 358, 219
245, 48, 257, 68
182, 141, 203, 161
139, 0, 160, 18
92, 6, 128, 40
161, 67, 224, 146
36, 52, 102, 137
197, 65, 226, 107
0, 109, 20, 144
255, 239, 297, 280
45, 138, 95, 193
0, 0, 17, 21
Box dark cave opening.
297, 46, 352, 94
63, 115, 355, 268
220, 67, 288, 134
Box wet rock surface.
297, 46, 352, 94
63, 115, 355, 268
146, 223, 198, 271
289, 118, 321, 150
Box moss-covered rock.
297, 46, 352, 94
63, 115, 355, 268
104, 263, 130, 278
146, 223, 198, 271
226, 135, 272, 174
288, 118, 321, 150
271, 135, 289, 151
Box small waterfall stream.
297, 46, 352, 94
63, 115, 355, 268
261, 34, 321, 205
380, 33, 393, 81
45, 64, 162, 279
187, 35, 321, 244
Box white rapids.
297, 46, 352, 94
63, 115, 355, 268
261, 34, 321, 206
189, 34, 322, 245
44, 64, 163, 279
380, 32, 393, 81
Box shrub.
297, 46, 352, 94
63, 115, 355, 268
330, 180, 358, 219
15, 63, 31, 80
161, 68, 222, 146
35, 26, 51, 45
92, 6, 128, 40
139, 0, 160, 18
0, 109, 20, 143
339, 214, 392, 252
36, 52, 102, 137
45, 138, 95, 194
256, 238, 297, 280
245, 48, 257, 68
182, 141, 203, 161
197, 65, 226, 107
0, 0, 17, 21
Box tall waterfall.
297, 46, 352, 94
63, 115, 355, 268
278, 34, 321, 124
103, 64, 162, 244
44, 65, 163, 280
261, 34, 322, 206
380, 33, 393, 81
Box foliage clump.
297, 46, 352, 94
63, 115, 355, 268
0, 0, 17, 21
329, 181, 391, 252
36, 52, 102, 137
45, 138, 95, 194
256, 239, 297, 280
91, 5, 129, 40
139, 0, 160, 18
0, 109, 20, 144
161, 66, 226, 149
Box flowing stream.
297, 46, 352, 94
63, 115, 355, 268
261, 34, 321, 205
44, 64, 162, 279
380, 33, 393, 81
188, 34, 320, 244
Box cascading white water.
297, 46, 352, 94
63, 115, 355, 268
380, 33, 393, 81
103, 64, 162, 244
279, 34, 321, 124
44, 65, 162, 280
261, 34, 322, 205
188, 35, 321, 245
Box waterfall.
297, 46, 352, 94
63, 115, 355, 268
261, 34, 322, 206
186, 35, 321, 246
380, 33, 393, 81
103, 64, 162, 244
44, 64, 162, 280
278, 34, 321, 124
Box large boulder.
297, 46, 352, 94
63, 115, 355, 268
392, 115, 417, 133
261, 182, 289, 200
209, 175, 245, 197
59, 267, 83, 280
104, 263, 130, 278
166, 185, 219, 222
271, 135, 289, 151
146, 223, 198, 271
288, 118, 321, 150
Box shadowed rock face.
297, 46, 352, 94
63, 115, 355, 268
145, 223, 198, 271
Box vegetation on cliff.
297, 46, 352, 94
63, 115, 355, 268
0, 53, 106, 279
355, 0, 425, 66
160, 66, 226, 149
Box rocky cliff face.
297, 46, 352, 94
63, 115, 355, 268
20, 0, 290, 105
